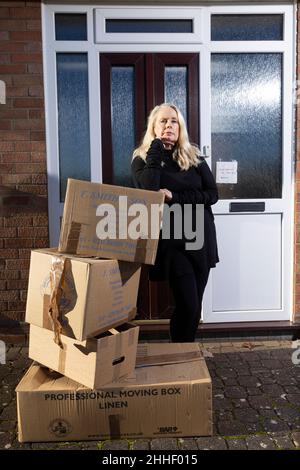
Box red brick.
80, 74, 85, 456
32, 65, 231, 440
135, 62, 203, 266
0, 2, 25, 6
7, 301, 26, 311
6, 259, 30, 270
18, 226, 48, 237
0, 302, 8, 311
15, 141, 31, 151
0, 54, 10, 64
0, 120, 12, 130
0, 7, 10, 18
27, 63, 43, 74
20, 270, 29, 280
0, 31, 9, 40
30, 141, 45, 151
17, 184, 47, 196
4, 215, 33, 227
24, 42, 41, 53
26, 20, 41, 31
32, 214, 48, 226
0, 109, 27, 119
0, 270, 19, 280
30, 130, 45, 141
31, 172, 46, 182
0, 162, 14, 173
26, 1, 42, 6
20, 290, 27, 301
0, 280, 7, 290
0, 248, 18, 259
1, 152, 30, 163
0, 42, 25, 52
7, 279, 28, 290
14, 98, 43, 108
14, 118, 44, 130
0, 63, 26, 73
28, 85, 43, 97
29, 109, 44, 119
0, 20, 27, 31
14, 162, 45, 173
13, 74, 42, 86
1, 174, 32, 185
7, 86, 28, 97
0, 141, 14, 151
0, 130, 29, 140
11, 53, 42, 63
34, 238, 48, 248
10, 7, 40, 19
0, 228, 17, 238
0, 290, 19, 301
5, 238, 34, 248
10, 30, 41, 41
18, 248, 31, 259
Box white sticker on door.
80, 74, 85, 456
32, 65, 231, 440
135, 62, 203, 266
216, 161, 238, 184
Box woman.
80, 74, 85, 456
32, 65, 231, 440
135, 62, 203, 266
131, 103, 219, 342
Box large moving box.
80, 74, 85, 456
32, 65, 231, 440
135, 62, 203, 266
25, 248, 141, 341
28, 323, 139, 389
16, 344, 212, 442
58, 179, 164, 265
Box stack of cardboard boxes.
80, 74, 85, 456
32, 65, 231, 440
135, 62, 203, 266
16, 179, 213, 442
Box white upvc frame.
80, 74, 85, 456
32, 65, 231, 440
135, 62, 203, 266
94, 6, 204, 44
42, 3, 102, 244
42, 2, 295, 323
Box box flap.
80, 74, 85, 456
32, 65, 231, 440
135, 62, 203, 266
136, 342, 203, 367
58, 179, 164, 264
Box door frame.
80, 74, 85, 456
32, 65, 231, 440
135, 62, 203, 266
42, 2, 296, 322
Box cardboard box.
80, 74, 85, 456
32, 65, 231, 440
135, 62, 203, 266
16, 343, 212, 442
25, 248, 141, 341
58, 179, 164, 265
28, 323, 139, 389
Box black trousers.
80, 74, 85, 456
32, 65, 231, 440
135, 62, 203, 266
169, 250, 210, 343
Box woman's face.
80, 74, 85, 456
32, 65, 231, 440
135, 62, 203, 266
153, 106, 179, 145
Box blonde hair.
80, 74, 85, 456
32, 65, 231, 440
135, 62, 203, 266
132, 103, 201, 171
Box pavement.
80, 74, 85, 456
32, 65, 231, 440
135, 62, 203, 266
1, 338, 300, 451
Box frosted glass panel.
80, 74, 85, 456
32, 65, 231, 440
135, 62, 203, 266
106, 19, 193, 33
57, 54, 90, 201
165, 67, 188, 125
111, 67, 135, 187
211, 14, 283, 41
211, 53, 282, 199
55, 14, 87, 41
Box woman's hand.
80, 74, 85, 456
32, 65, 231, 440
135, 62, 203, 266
160, 136, 175, 149
159, 188, 173, 201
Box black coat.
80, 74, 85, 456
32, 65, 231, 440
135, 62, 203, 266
131, 138, 219, 281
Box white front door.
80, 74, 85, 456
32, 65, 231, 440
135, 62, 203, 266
203, 9, 294, 322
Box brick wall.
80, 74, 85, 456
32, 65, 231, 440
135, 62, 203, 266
0, 0, 48, 325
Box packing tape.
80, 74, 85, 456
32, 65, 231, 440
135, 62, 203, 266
58, 342, 67, 375
65, 221, 81, 253
48, 255, 67, 348
108, 414, 121, 439
42, 294, 52, 331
